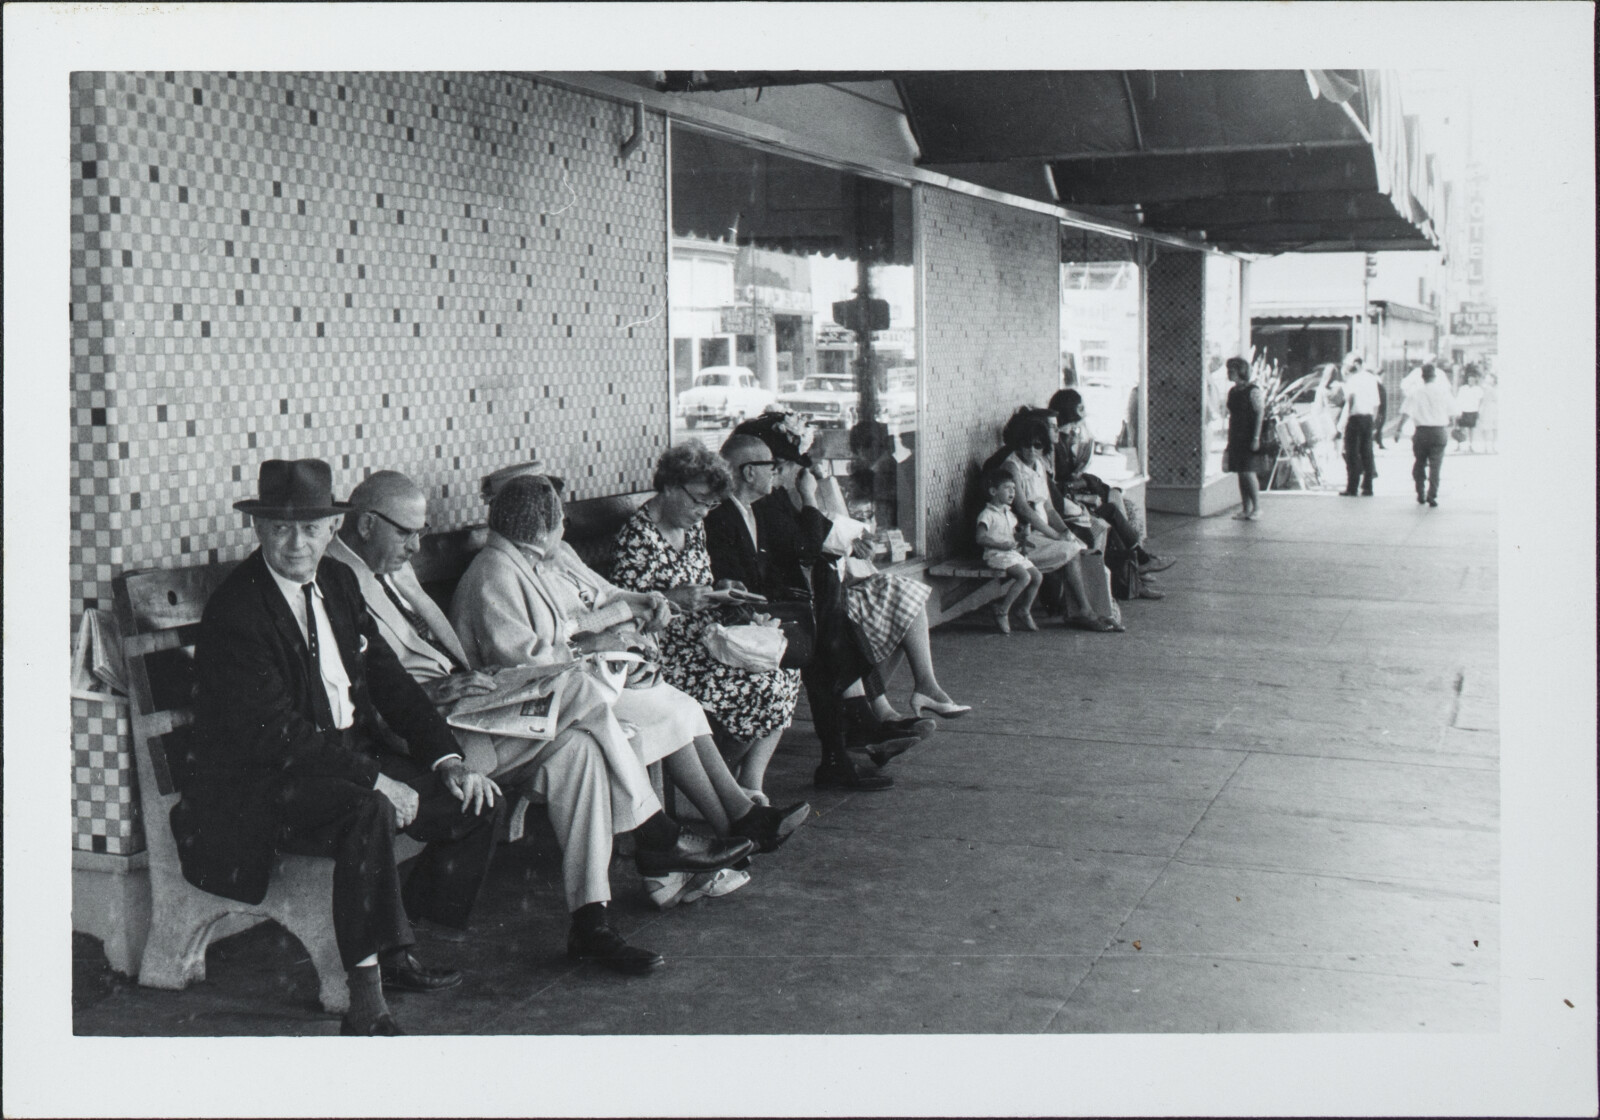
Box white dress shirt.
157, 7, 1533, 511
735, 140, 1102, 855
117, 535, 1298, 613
727, 494, 760, 549
1407, 379, 1458, 427
265, 562, 355, 730
1343, 369, 1383, 416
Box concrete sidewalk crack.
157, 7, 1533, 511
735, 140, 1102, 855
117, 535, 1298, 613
1041, 750, 1253, 1030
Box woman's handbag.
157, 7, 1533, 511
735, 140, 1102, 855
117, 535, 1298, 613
715, 598, 814, 669
701, 616, 789, 673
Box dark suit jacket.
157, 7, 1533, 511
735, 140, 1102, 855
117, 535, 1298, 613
703, 493, 831, 602
170, 549, 459, 904
704, 492, 883, 687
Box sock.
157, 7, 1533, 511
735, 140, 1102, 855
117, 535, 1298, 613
632, 811, 680, 851
841, 679, 866, 698
571, 901, 608, 932
346, 963, 389, 1023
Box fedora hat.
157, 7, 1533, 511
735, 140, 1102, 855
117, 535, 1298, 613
233, 459, 351, 519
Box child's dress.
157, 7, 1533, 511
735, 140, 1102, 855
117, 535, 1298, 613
978, 504, 1028, 571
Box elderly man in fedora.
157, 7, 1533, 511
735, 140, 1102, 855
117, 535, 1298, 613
170, 459, 502, 1035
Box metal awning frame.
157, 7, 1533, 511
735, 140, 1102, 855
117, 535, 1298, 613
527, 71, 1229, 257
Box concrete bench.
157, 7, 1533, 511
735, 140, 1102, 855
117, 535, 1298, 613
114, 561, 374, 1013
106, 490, 659, 1003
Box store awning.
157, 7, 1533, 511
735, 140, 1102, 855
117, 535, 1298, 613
658, 70, 1442, 255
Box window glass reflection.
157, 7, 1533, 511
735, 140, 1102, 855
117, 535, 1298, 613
669, 126, 918, 557
1202, 254, 1243, 480
1060, 252, 1144, 483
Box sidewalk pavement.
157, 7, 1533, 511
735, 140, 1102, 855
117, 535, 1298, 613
74, 444, 1498, 1035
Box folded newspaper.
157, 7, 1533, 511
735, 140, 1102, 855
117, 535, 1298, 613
444, 652, 646, 740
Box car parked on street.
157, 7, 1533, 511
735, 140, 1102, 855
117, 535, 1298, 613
778, 374, 858, 428
677, 366, 776, 429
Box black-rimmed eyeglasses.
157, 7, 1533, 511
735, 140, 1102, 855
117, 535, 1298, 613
677, 486, 723, 511
371, 509, 430, 542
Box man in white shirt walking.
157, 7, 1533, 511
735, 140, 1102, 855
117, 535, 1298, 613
1406, 363, 1458, 507
1336, 357, 1384, 497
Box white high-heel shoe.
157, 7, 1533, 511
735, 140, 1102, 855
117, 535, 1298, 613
910, 691, 971, 719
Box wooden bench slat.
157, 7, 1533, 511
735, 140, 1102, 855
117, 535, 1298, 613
116, 564, 238, 635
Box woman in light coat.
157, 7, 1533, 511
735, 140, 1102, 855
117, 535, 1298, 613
451, 474, 809, 856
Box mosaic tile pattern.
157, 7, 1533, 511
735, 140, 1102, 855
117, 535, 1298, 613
71, 694, 143, 855
70, 71, 669, 628
1145, 247, 1206, 485
921, 188, 1061, 558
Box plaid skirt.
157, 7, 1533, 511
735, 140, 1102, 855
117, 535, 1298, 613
843, 572, 932, 664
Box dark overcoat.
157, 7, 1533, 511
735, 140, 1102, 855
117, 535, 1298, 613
170, 550, 459, 904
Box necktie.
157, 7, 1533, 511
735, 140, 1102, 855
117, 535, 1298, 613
380, 575, 469, 673
301, 582, 336, 731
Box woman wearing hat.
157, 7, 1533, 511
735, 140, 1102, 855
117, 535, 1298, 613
450, 473, 811, 863
715, 412, 969, 748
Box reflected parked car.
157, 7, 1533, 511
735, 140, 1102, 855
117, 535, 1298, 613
778, 374, 858, 428
678, 366, 776, 429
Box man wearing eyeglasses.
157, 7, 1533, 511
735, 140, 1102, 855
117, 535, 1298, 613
330, 470, 718, 976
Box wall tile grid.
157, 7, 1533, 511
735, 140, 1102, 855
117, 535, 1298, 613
72, 693, 141, 854
70, 71, 669, 628
1144, 247, 1205, 485
920, 188, 1061, 558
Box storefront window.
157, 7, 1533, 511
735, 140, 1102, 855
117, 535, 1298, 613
1202, 254, 1243, 480
1060, 233, 1144, 484
669, 126, 919, 556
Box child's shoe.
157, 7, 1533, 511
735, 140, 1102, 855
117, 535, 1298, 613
1018, 610, 1039, 631
992, 603, 1011, 634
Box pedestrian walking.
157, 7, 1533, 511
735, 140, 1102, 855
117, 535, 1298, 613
1335, 357, 1383, 496
1407, 363, 1457, 507
1454, 370, 1484, 453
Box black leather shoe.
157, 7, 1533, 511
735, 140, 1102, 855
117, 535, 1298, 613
380, 950, 462, 994
876, 714, 938, 741
730, 801, 812, 852
843, 696, 933, 742
340, 1011, 406, 1036
567, 923, 664, 975
634, 830, 756, 876
815, 757, 893, 791
1339, 490, 1358, 496
1136, 551, 1176, 574
857, 730, 920, 768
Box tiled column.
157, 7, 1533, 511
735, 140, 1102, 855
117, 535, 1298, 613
1144, 247, 1233, 514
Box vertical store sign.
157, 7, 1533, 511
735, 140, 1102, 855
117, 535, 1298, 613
1464, 164, 1487, 292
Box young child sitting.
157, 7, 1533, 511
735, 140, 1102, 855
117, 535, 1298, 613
975, 465, 1044, 633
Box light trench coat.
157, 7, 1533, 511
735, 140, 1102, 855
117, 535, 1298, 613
450, 531, 710, 768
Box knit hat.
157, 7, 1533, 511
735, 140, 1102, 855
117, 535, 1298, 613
488, 474, 562, 544
730, 409, 815, 468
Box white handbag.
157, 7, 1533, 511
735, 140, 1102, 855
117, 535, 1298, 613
701, 620, 789, 673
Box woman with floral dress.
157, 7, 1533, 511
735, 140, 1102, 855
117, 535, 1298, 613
611, 442, 802, 800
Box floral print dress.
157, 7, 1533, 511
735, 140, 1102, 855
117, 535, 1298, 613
611, 509, 801, 743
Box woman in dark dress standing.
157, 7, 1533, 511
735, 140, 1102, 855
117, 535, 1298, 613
1223, 357, 1268, 521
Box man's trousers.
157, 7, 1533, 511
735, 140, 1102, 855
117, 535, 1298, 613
1343, 414, 1377, 494
1411, 425, 1448, 501
274, 749, 500, 969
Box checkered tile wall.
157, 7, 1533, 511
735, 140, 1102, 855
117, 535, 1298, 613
921, 188, 1061, 557
70, 71, 669, 628
1145, 247, 1206, 485
72, 694, 142, 854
